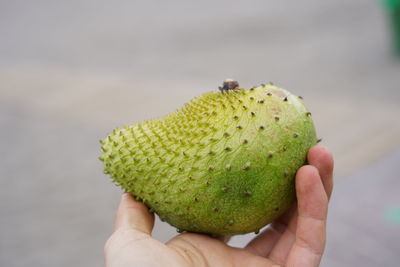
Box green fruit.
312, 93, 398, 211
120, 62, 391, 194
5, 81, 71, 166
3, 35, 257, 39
100, 82, 317, 235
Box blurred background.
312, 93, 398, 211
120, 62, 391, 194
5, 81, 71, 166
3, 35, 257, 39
1, 0, 400, 266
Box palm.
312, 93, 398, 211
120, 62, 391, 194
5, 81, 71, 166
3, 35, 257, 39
105, 146, 333, 267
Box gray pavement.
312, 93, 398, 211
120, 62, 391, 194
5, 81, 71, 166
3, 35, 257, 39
1, 1, 400, 266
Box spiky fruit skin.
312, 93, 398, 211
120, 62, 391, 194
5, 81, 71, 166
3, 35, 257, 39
100, 85, 317, 235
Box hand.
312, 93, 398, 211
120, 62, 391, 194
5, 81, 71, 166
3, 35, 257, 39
104, 146, 334, 267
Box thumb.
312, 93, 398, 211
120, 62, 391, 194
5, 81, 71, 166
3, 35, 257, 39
114, 193, 155, 235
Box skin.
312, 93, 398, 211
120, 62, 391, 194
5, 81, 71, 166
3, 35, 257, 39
104, 146, 333, 267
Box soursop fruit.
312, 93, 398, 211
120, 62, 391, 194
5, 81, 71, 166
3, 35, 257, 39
100, 81, 317, 235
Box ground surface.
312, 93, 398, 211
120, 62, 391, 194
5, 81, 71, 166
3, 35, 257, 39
1, 1, 399, 266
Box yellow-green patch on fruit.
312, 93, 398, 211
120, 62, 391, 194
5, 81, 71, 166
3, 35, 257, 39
100, 82, 317, 235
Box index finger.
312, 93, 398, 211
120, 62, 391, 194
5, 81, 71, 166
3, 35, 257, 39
285, 165, 328, 266
307, 146, 334, 199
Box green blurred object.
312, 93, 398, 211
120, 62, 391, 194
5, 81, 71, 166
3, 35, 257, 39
384, 0, 400, 56
385, 206, 400, 225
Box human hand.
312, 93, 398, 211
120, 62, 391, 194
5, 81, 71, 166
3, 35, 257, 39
104, 146, 333, 267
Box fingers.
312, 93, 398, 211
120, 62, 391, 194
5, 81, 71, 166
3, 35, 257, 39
285, 165, 328, 267
307, 146, 334, 199
265, 212, 298, 264
245, 146, 333, 259
114, 193, 155, 235
245, 216, 290, 257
